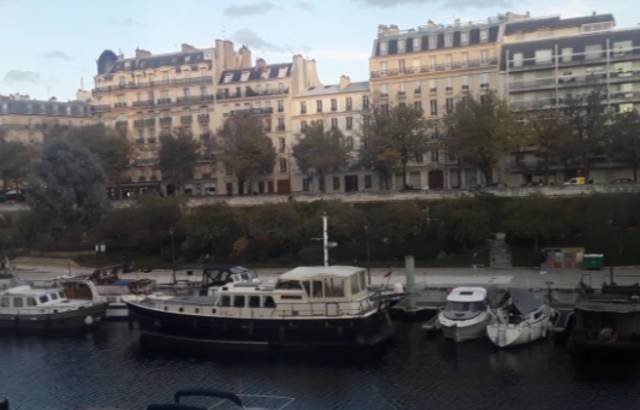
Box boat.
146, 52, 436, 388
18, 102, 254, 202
486, 288, 555, 348
436, 287, 492, 342
568, 283, 640, 354
126, 265, 395, 348
146, 389, 295, 410
0, 281, 108, 331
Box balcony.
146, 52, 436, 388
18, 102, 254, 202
228, 107, 274, 116
197, 114, 210, 124
114, 102, 127, 108
147, 137, 156, 144
92, 76, 213, 94
397, 91, 407, 98
159, 117, 172, 127
370, 58, 498, 78
176, 95, 214, 105
276, 124, 286, 132
157, 98, 172, 106
215, 87, 289, 101
181, 115, 193, 125
145, 118, 156, 127
132, 100, 154, 108
133, 119, 146, 128
93, 104, 111, 113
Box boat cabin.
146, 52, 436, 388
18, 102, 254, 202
444, 287, 488, 318
0, 286, 68, 309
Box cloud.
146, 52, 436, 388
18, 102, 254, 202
231, 28, 284, 52
294, 1, 315, 13
3, 70, 42, 85
223, 1, 277, 16
353, 0, 433, 7
42, 50, 72, 61
444, 0, 512, 7
108, 17, 145, 28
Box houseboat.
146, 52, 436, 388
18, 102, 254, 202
568, 283, 640, 354
0, 282, 108, 331
486, 289, 555, 348
437, 287, 492, 342
126, 266, 395, 348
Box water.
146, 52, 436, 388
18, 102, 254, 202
2, 323, 640, 410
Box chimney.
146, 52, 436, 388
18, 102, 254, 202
181, 43, 197, 52
135, 48, 152, 58
255, 58, 267, 69
223, 40, 235, 69
239, 46, 252, 68
339, 75, 351, 90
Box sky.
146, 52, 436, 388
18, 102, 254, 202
0, 0, 637, 101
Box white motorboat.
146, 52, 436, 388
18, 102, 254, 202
437, 287, 492, 342
486, 289, 555, 348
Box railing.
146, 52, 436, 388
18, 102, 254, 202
133, 119, 145, 128
92, 76, 213, 94
157, 98, 172, 106
115, 121, 128, 129
145, 118, 155, 127
176, 95, 214, 105
371, 58, 498, 78
197, 114, 210, 124
93, 104, 111, 113
114, 102, 127, 108
507, 48, 640, 72
180, 115, 193, 125
215, 88, 289, 101
159, 117, 172, 126
132, 100, 154, 108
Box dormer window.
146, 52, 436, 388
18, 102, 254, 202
460, 31, 469, 45
413, 37, 421, 51
277, 67, 288, 78
480, 29, 489, 43
444, 33, 453, 47
223, 73, 233, 83
398, 39, 405, 53
261, 69, 270, 79
185, 56, 191, 63
240, 71, 250, 81
380, 41, 388, 55
428, 35, 437, 49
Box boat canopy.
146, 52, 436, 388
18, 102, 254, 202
510, 289, 543, 315
280, 266, 364, 280
447, 287, 487, 303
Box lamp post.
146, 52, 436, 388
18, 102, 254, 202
169, 226, 176, 285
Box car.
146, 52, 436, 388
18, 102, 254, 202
563, 177, 586, 186
610, 177, 634, 184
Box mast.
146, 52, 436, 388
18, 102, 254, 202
323, 214, 329, 267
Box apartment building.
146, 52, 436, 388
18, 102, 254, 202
0, 94, 92, 144
92, 41, 250, 196
369, 16, 508, 189
214, 55, 322, 195
501, 13, 640, 184
291, 75, 375, 193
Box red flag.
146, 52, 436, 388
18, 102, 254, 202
384, 270, 392, 279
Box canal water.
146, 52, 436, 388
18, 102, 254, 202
2, 322, 640, 410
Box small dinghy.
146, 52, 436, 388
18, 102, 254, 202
486, 288, 555, 348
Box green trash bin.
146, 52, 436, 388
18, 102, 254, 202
583, 253, 604, 270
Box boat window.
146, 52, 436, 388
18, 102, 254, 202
312, 280, 323, 298
302, 281, 311, 296
359, 271, 367, 290
27, 297, 36, 306
233, 295, 246, 308
534, 311, 542, 320
324, 278, 345, 297
50, 293, 59, 300
446, 301, 486, 312
264, 296, 276, 308
249, 295, 261, 308
275, 280, 302, 290
39, 295, 49, 304
220, 295, 231, 307
13, 297, 23, 308
351, 276, 360, 295
1, 297, 9, 307
58, 291, 65, 299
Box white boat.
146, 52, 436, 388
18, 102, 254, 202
486, 289, 555, 348
437, 287, 492, 342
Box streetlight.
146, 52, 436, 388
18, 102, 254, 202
169, 226, 176, 285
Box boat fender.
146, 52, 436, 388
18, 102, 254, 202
84, 315, 94, 326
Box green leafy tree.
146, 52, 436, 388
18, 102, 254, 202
0, 138, 32, 191
27, 138, 109, 237
159, 130, 198, 195
293, 125, 350, 192
562, 89, 609, 180
524, 110, 572, 185
504, 195, 571, 251
607, 109, 640, 182
181, 204, 240, 260
217, 113, 276, 194
360, 104, 430, 190
442, 202, 491, 253
445, 92, 519, 185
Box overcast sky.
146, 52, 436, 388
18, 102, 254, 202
0, 0, 636, 101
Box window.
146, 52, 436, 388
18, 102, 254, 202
240, 71, 250, 81
444, 32, 453, 47
380, 41, 388, 55
324, 278, 344, 297
398, 39, 405, 53
346, 116, 353, 130
398, 59, 405, 73
561, 47, 573, 63
14, 297, 23, 307
276, 280, 301, 290
346, 97, 352, 111
362, 95, 369, 109
333, 176, 340, 190
301, 120, 307, 131
428, 35, 437, 49
331, 118, 338, 130
446, 98, 454, 113
534, 49, 554, 66
480, 49, 489, 64
460, 31, 469, 45
480, 29, 488, 43
381, 84, 389, 96
39, 295, 48, 304
279, 137, 286, 153
279, 158, 287, 173
311, 280, 323, 298
233, 295, 245, 308
430, 99, 437, 116
248, 296, 261, 308
585, 44, 603, 60
27, 297, 36, 306
303, 178, 311, 192
351, 275, 361, 295
462, 76, 470, 90
277, 117, 285, 131
429, 79, 437, 92
316, 99, 323, 112
277, 100, 284, 113
264, 118, 272, 132
365, 175, 372, 189
415, 153, 423, 163
331, 98, 337, 111
432, 150, 440, 162
413, 37, 421, 51
480, 73, 489, 87
613, 41, 633, 56
380, 62, 388, 74
300, 101, 307, 114
445, 78, 453, 92
399, 82, 406, 94
277, 67, 288, 78
346, 135, 354, 147
414, 101, 422, 111
264, 297, 276, 308
512, 52, 523, 68
380, 103, 389, 113
183, 87, 190, 97
0, 297, 8, 307
414, 80, 421, 94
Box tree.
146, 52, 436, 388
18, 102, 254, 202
293, 125, 350, 192
217, 113, 276, 194
64, 125, 132, 186
444, 92, 519, 185
562, 89, 609, 180
524, 110, 572, 185
181, 204, 240, 260
158, 130, 198, 195
0, 139, 32, 191
360, 104, 430, 190
27, 138, 109, 236
607, 109, 640, 182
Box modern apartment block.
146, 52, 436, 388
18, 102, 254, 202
501, 14, 640, 184
369, 16, 508, 189
0, 94, 92, 145
291, 76, 375, 193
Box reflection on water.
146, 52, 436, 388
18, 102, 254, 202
1, 323, 640, 409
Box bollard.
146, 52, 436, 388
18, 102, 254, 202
0, 396, 9, 410
405, 255, 416, 310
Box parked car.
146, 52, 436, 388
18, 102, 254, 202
609, 177, 634, 184
563, 177, 586, 186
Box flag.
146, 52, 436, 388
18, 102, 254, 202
384, 270, 392, 279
